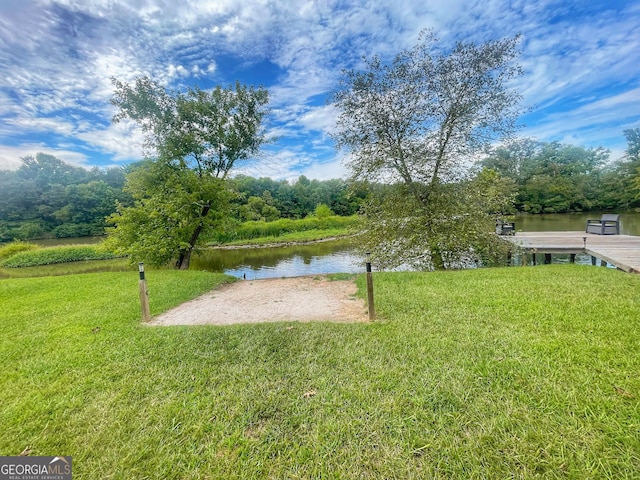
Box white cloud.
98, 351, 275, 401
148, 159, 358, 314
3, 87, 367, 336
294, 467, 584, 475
299, 157, 349, 181
298, 105, 338, 134
0, 0, 638, 178
523, 87, 640, 151
235, 148, 306, 180
0, 144, 89, 170
5, 117, 76, 136
76, 120, 146, 161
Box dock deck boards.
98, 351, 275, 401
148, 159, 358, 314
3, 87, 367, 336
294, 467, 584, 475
505, 231, 640, 274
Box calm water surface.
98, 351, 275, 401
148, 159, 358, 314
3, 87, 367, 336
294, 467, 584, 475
196, 212, 640, 277
190, 239, 364, 279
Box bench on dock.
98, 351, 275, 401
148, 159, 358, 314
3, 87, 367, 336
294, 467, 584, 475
586, 214, 620, 235
496, 220, 515, 235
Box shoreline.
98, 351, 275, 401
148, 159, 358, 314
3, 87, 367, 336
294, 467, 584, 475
206, 234, 357, 250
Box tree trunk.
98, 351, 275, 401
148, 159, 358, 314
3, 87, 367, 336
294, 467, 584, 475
174, 204, 211, 270
175, 249, 192, 270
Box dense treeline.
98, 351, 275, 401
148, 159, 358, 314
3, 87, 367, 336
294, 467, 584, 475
0, 153, 129, 242
482, 128, 640, 213
1, 129, 638, 241
229, 175, 368, 221
0, 155, 367, 241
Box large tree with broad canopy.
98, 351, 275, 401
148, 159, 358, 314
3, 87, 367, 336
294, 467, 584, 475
331, 31, 524, 269
104, 77, 270, 269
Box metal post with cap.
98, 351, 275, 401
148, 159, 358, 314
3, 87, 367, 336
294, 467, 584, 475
365, 252, 375, 320
138, 262, 151, 322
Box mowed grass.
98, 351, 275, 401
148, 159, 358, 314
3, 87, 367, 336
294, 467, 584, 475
0, 265, 638, 478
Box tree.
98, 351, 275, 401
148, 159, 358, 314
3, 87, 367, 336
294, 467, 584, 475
106, 77, 270, 268
622, 128, 640, 201
483, 140, 608, 212
625, 128, 640, 161
103, 161, 232, 266
0, 154, 126, 240
331, 31, 523, 269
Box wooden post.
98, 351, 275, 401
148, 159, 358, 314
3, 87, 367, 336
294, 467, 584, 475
601, 260, 608, 268
591, 256, 597, 266
532, 253, 537, 266
544, 253, 552, 264
138, 262, 151, 322
522, 253, 528, 266
365, 253, 375, 321
570, 253, 576, 264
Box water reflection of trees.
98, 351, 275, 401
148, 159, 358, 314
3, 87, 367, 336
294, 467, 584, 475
190, 239, 357, 272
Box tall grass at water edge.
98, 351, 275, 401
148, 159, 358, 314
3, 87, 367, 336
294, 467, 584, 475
0, 244, 117, 268
209, 215, 358, 244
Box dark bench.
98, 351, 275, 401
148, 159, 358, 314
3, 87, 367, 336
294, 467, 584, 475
586, 214, 620, 235
496, 220, 515, 235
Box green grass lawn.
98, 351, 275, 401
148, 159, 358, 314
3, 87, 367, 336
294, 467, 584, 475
1, 265, 638, 478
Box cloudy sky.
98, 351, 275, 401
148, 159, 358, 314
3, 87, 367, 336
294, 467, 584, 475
0, 0, 638, 179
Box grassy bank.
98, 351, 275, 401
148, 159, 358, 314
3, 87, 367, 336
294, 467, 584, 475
1, 266, 638, 478
214, 228, 356, 247
0, 242, 129, 279
209, 215, 358, 246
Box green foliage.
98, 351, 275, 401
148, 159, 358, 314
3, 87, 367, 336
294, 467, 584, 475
314, 203, 333, 218
470, 168, 517, 215
109, 77, 271, 269
0, 267, 638, 477
14, 221, 46, 241
356, 182, 513, 270
111, 77, 270, 179
210, 215, 357, 243
0, 241, 39, 261
625, 127, 640, 161
0, 153, 126, 239
483, 139, 611, 212
237, 195, 280, 221
623, 128, 640, 201
332, 31, 523, 269
230, 175, 367, 219
103, 161, 232, 267
0, 258, 131, 279
1, 245, 117, 268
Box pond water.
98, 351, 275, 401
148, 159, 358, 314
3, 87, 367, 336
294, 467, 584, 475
196, 212, 640, 277
189, 238, 364, 280
32, 236, 105, 247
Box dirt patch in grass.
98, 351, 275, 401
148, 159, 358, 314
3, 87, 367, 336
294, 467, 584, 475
149, 275, 368, 326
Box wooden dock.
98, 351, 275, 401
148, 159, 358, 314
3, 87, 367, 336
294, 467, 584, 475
504, 231, 640, 274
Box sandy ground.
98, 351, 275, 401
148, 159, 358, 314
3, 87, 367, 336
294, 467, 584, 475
149, 275, 368, 326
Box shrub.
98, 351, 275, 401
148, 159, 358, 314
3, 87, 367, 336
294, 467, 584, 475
1, 245, 118, 268
211, 215, 358, 243
314, 203, 334, 219
0, 242, 39, 261
14, 221, 45, 240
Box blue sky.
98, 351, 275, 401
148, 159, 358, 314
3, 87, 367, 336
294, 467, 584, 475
0, 0, 638, 180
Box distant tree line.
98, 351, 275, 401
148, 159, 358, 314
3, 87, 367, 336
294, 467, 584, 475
0, 153, 129, 242
482, 128, 640, 214
1, 127, 638, 243
0, 154, 367, 242
229, 174, 367, 221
